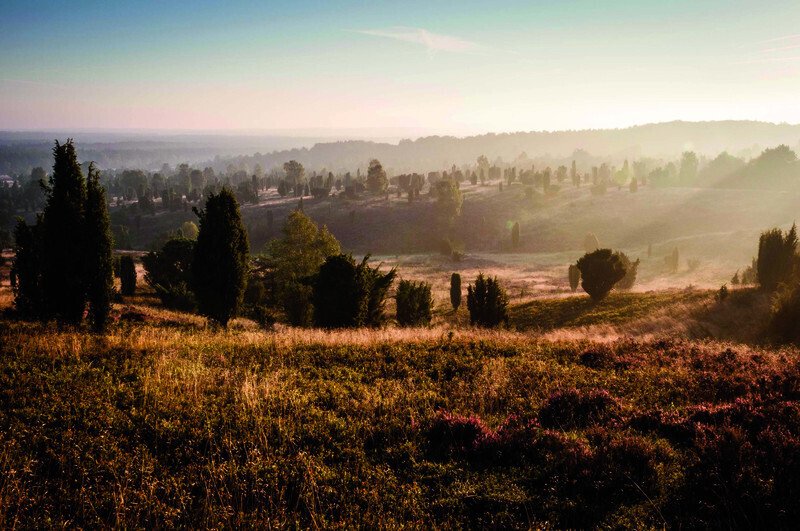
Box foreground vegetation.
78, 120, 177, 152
1, 298, 800, 528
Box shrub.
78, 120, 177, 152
267, 210, 341, 324
511, 222, 520, 249
85, 164, 114, 331
119, 255, 137, 296
192, 189, 250, 327
568, 264, 580, 292
769, 283, 800, 343
427, 411, 495, 459
395, 280, 433, 326
614, 252, 640, 290
717, 283, 729, 302
576, 249, 627, 301
757, 224, 797, 291
11, 218, 44, 318
142, 237, 196, 311
312, 254, 396, 328
539, 388, 620, 429
466, 273, 509, 327
450, 272, 461, 311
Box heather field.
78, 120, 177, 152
2, 284, 799, 529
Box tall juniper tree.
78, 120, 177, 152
191, 188, 250, 327
11, 217, 44, 318
41, 140, 88, 324
85, 163, 114, 331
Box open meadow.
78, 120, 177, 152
1, 265, 798, 528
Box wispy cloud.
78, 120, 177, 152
354, 27, 485, 55
756, 33, 800, 45
736, 34, 800, 67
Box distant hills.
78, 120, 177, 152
215, 120, 800, 174
2, 120, 800, 175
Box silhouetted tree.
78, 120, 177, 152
192, 189, 250, 327
395, 280, 433, 326
40, 140, 88, 323
85, 163, 114, 331
143, 238, 196, 310
283, 160, 305, 193
120, 255, 137, 296
366, 159, 388, 193
450, 272, 461, 311
665, 247, 680, 273
576, 249, 627, 301
511, 222, 520, 250
614, 252, 640, 290
466, 273, 509, 327
757, 224, 797, 291
11, 217, 44, 318
568, 264, 580, 292
267, 210, 340, 326
312, 254, 396, 328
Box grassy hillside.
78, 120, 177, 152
1, 291, 799, 527
120, 180, 795, 294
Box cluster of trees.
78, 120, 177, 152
141, 189, 250, 327
11, 141, 114, 330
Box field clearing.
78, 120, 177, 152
1, 291, 799, 527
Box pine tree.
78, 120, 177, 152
757, 224, 797, 291
466, 273, 509, 327
192, 189, 250, 327
11, 217, 44, 318
120, 255, 137, 296
450, 272, 462, 311
511, 222, 520, 250
41, 140, 87, 324
85, 163, 114, 331
568, 264, 580, 292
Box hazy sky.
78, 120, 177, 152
2, 0, 800, 135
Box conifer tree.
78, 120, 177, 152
511, 222, 520, 250
85, 163, 114, 331
450, 272, 462, 311
11, 217, 44, 318
120, 255, 137, 296
466, 273, 509, 327
191, 188, 250, 327
41, 140, 87, 323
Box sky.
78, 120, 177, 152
2, 0, 800, 136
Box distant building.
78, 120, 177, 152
0, 175, 14, 188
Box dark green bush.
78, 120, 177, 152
614, 252, 640, 291
312, 254, 396, 328
395, 280, 433, 327
119, 256, 137, 296
576, 249, 627, 301
450, 272, 461, 311
757, 225, 797, 291
769, 283, 800, 343
568, 264, 580, 292
142, 238, 196, 311
11, 218, 44, 318
466, 273, 509, 327
191, 189, 250, 327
